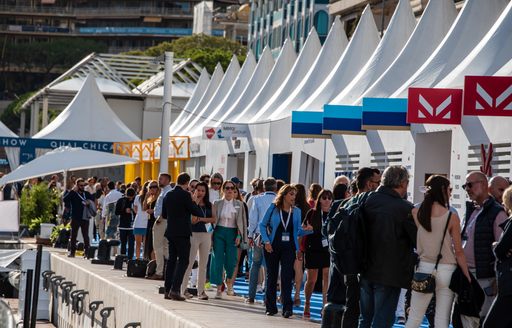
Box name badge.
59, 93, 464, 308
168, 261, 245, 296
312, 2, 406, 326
281, 232, 290, 242
322, 238, 329, 248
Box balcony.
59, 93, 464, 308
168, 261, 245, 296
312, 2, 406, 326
0, 5, 193, 18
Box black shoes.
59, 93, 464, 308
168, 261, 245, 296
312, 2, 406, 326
265, 310, 277, 316
168, 291, 186, 301
282, 311, 293, 318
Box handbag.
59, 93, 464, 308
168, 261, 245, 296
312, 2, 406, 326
411, 212, 451, 293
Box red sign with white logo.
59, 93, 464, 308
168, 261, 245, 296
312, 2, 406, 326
407, 87, 463, 124
204, 128, 215, 139
464, 76, 512, 116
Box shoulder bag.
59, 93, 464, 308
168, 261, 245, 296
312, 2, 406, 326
411, 212, 452, 293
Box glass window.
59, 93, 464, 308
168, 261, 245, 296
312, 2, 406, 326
314, 10, 328, 36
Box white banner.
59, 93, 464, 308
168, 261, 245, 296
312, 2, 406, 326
0, 200, 19, 232
202, 124, 250, 140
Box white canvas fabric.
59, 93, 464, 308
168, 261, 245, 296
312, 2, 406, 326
188, 52, 257, 137
179, 56, 241, 135
359, 0, 457, 100
33, 74, 139, 142
230, 39, 297, 123
170, 64, 224, 134
168, 68, 210, 134
249, 28, 322, 123
294, 5, 380, 112
0, 147, 137, 186
330, 0, 417, 105
268, 17, 348, 120
50, 77, 131, 94
438, 1, 512, 88
392, 0, 510, 97
213, 47, 275, 126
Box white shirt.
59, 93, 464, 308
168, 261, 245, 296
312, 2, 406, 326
219, 199, 237, 228
210, 189, 220, 203
101, 189, 123, 217
154, 185, 173, 218
133, 195, 149, 229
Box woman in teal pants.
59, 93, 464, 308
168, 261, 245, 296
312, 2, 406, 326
210, 180, 248, 298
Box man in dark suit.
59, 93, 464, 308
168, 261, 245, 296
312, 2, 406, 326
162, 172, 204, 300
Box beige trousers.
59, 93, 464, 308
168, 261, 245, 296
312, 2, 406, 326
181, 232, 212, 295
152, 218, 168, 276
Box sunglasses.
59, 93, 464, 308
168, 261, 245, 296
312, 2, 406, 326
224, 186, 235, 190
78, 184, 85, 187
212, 181, 222, 186
462, 181, 483, 190
149, 185, 158, 189
321, 196, 333, 200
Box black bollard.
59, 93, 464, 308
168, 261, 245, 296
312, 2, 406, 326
30, 244, 43, 328
321, 302, 345, 328
23, 269, 33, 328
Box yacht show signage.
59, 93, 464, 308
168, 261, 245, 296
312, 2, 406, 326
463, 76, 512, 116
407, 88, 463, 124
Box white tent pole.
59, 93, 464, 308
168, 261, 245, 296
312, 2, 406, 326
160, 52, 173, 174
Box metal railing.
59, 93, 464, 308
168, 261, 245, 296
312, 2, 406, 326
0, 5, 192, 16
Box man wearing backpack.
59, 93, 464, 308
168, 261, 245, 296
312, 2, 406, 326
337, 167, 380, 328
359, 165, 416, 328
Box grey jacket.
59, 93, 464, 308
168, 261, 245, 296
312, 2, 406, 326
213, 199, 248, 245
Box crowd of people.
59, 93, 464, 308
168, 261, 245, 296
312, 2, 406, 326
5, 165, 512, 327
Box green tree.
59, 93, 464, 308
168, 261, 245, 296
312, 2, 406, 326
20, 182, 61, 227
125, 34, 246, 74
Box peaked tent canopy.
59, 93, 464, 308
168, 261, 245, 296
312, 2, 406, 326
188, 51, 257, 137
0, 147, 138, 186
170, 64, 224, 135
231, 39, 297, 123
359, 0, 457, 100
438, 0, 512, 88
331, 0, 417, 105
33, 74, 139, 142
214, 47, 275, 126
249, 28, 322, 123
392, 0, 510, 97
268, 17, 348, 120
295, 5, 380, 112
50, 77, 131, 94
180, 55, 241, 135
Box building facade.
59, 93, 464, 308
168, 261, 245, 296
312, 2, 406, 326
248, 0, 329, 58
0, 0, 206, 53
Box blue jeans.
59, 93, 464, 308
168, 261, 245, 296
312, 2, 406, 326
359, 278, 401, 328
248, 245, 265, 299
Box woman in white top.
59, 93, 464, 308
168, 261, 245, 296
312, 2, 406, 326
210, 180, 248, 298
133, 181, 149, 260
406, 175, 471, 328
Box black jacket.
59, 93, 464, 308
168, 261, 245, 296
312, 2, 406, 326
361, 185, 416, 289
162, 186, 204, 238
495, 218, 512, 296
450, 268, 485, 318
115, 196, 134, 229
63, 190, 94, 220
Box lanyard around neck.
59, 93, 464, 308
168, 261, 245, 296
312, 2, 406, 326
280, 209, 291, 230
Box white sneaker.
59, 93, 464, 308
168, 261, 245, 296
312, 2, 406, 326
256, 285, 264, 293
215, 291, 222, 299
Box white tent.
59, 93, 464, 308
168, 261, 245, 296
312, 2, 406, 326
249, 28, 322, 123
168, 68, 210, 134
331, 0, 416, 105
294, 5, 380, 112
359, 0, 457, 100
392, 0, 510, 97
50, 77, 131, 94
0, 121, 20, 171
268, 17, 348, 121
495, 58, 512, 76
187, 52, 257, 137
213, 47, 275, 127
0, 147, 137, 186
179, 55, 241, 135
147, 82, 197, 98
230, 39, 297, 123
33, 74, 139, 142
170, 64, 224, 135
438, 0, 512, 88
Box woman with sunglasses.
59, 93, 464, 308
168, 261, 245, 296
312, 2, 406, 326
302, 189, 333, 318
210, 180, 248, 298
406, 175, 470, 328
133, 181, 150, 259
182, 182, 215, 300
143, 181, 160, 260
293, 183, 310, 306
259, 184, 314, 318
231, 185, 250, 283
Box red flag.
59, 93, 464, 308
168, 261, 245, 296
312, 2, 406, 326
407, 87, 463, 124
464, 76, 512, 116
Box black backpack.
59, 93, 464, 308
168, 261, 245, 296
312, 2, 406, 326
328, 192, 371, 275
